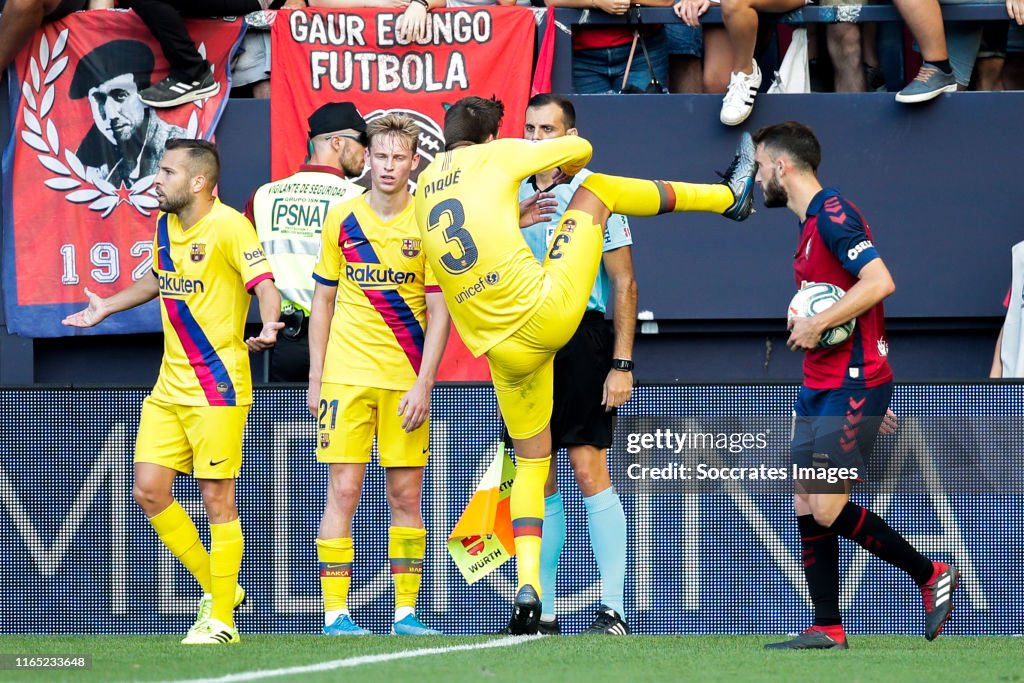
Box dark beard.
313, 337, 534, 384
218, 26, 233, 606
763, 176, 788, 208
158, 193, 189, 214
342, 158, 364, 179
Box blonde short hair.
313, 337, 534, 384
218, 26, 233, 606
366, 113, 420, 155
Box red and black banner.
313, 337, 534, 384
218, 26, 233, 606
271, 7, 535, 380
2, 11, 244, 336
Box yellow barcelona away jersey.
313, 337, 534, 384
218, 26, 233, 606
313, 195, 439, 391
150, 199, 275, 407
414, 137, 592, 357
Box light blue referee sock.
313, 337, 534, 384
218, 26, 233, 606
584, 486, 627, 620
539, 491, 565, 620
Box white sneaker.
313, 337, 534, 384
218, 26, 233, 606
185, 585, 246, 640
181, 617, 240, 645
720, 61, 762, 126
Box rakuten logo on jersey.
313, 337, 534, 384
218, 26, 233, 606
847, 240, 873, 261
345, 264, 417, 287
159, 273, 205, 296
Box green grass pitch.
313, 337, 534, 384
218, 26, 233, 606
0, 635, 1020, 682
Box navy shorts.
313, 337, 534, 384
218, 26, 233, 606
791, 382, 893, 478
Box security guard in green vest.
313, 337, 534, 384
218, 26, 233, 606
246, 102, 368, 380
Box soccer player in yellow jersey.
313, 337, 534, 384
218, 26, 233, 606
415, 96, 756, 634
62, 139, 283, 645
309, 113, 451, 636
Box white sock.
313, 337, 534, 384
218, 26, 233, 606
394, 606, 415, 622
540, 614, 557, 623
324, 608, 349, 626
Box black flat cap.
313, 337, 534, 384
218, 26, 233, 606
69, 40, 154, 99
307, 102, 367, 141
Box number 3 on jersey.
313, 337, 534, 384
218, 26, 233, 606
427, 198, 478, 274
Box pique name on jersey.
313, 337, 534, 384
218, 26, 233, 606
345, 263, 417, 287
158, 273, 205, 296
420, 170, 461, 198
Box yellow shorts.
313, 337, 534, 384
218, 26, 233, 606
134, 396, 249, 479
316, 382, 430, 467
488, 209, 604, 440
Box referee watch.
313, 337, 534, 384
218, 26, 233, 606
611, 358, 634, 372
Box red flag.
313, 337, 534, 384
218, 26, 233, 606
531, 8, 556, 97
2, 12, 245, 336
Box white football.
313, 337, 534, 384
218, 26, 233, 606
787, 282, 855, 349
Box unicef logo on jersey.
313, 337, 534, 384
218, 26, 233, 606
454, 271, 500, 305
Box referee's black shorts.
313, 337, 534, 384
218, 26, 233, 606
550, 310, 617, 452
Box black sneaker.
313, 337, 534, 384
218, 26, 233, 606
583, 606, 630, 635
538, 617, 561, 635
508, 584, 541, 635
140, 67, 220, 108
921, 561, 959, 640
764, 626, 849, 650
864, 63, 887, 92
718, 132, 756, 222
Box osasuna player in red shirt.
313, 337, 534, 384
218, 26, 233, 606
752, 122, 959, 650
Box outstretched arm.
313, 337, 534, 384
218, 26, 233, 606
61, 271, 160, 328
495, 137, 594, 183
246, 279, 284, 352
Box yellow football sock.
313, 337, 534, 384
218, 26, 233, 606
389, 527, 426, 611
581, 173, 733, 216
510, 455, 550, 594
149, 501, 210, 593
209, 519, 244, 627
317, 537, 354, 612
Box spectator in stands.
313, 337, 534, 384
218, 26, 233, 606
545, 1, 672, 94
675, 0, 872, 94
940, 0, 1007, 90
991, 240, 1024, 377
665, 18, 705, 91
969, 0, 1024, 89
113, 0, 301, 108
673, 0, 737, 93
445, 0, 531, 6
70, 39, 187, 187
0, 0, 101, 76
245, 102, 367, 381
309, 0, 446, 43
714, 0, 956, 125
973, 21, 1009, 89
231, 14, 273, 99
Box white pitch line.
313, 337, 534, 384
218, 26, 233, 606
163, 635, 542, 683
